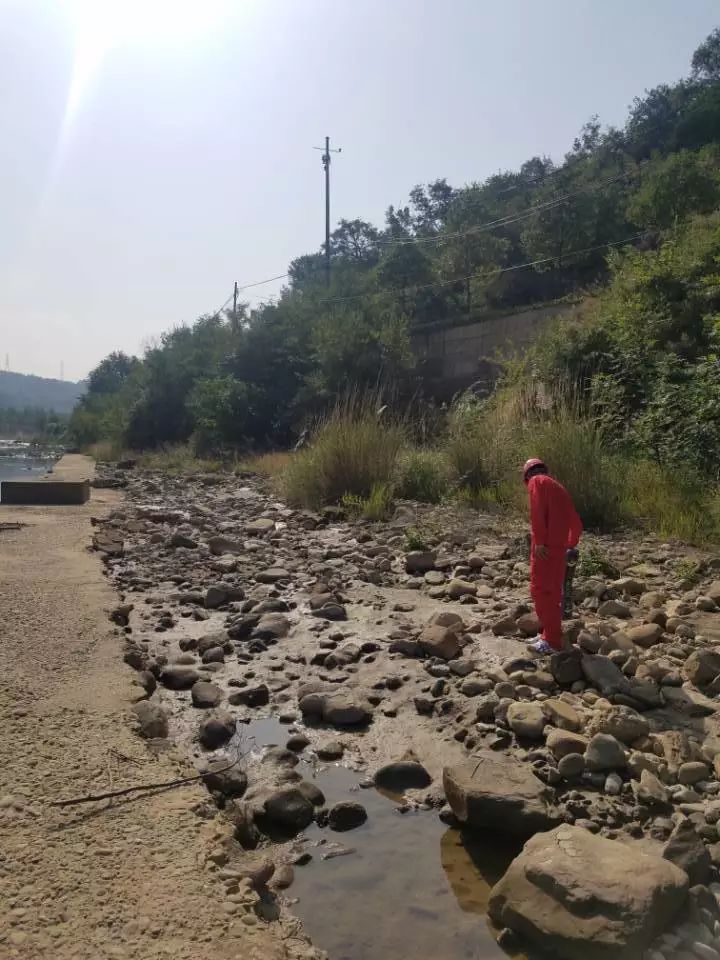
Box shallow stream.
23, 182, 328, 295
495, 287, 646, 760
242, 717, 524, 960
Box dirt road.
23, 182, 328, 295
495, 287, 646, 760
0, 456, 284, 960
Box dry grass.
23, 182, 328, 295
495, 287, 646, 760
283, 392, 405, 508
135, 444, 223, 475
86, 440, 126, 462
237, 451, 294, 477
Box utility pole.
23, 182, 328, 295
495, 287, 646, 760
314, 136, 341, 285
233, 281, 238, 320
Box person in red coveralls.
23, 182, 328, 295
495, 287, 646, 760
522, 458, 583, 654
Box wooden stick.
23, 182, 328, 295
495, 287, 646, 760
50, 754, 241, 808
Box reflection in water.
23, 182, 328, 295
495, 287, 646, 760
240, 717, 524, 960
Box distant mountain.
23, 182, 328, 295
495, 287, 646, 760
0, 371, 84, 414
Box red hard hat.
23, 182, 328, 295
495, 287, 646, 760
522, 457, 546, 481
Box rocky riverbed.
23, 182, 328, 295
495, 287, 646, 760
93, 463, 720, 960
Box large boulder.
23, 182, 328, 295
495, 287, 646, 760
489, 826, 688, 960
443, 753, 560, 838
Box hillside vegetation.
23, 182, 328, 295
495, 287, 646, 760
72, 30, 720, 539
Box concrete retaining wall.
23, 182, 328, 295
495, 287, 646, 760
411, 301, 581, 398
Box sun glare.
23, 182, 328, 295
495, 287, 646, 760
60, 0, 232, 128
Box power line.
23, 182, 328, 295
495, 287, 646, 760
318, 232, 650, 305
223, 169, 636, 296
237, 272, 289, 292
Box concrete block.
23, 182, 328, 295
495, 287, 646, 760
0, 480, 90, 505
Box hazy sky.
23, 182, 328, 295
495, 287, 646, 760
0, 0, 718, 381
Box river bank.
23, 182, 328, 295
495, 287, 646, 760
0, 456, 289, 960
92, 461, 720, 960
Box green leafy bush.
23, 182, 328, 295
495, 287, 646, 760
395, 448, 450, 502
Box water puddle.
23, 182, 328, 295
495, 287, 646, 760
240, 717, 524, 960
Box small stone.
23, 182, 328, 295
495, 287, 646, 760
191, 680, 224, 709
604, 772, 623, 796
317, 740, 344, 760
328, 801, 367, 832
198, 710, 236, 749
228, 684, 270, 708
663, 819, 712, 886
558, 753, 585, 779
546, 728, 588, 760
550, 649, 583, 685
374, 760, 432, 793
446, 578, 477, 600
132, 700, 168, 739
418, 624, 461, 661
598, 599, 632, 618
159, 665, 200, 690
625, 623, 664, 648
680, 762, 711, 786
405, 551, 437, 574
286, 734, 310, 752
507, 702, 546, 739
542, 699, 581, 732
585, 733, 626, 772
262, 789, 315, 833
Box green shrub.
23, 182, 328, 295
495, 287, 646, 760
404, 526, 429, 551
576, 546, 619, 578
395, 448, 450, 502
282, 394, 405, 508
341, 483, 394, 521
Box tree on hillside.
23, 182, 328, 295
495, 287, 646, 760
330, 219, 380, 265
629, 147, 720, 230
692, 27, 720, 81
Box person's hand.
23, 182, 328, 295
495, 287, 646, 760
534, 544, 548, 559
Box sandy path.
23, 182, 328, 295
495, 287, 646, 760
0, 456, 284, 960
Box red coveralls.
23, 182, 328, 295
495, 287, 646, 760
527, 474, 583, 650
